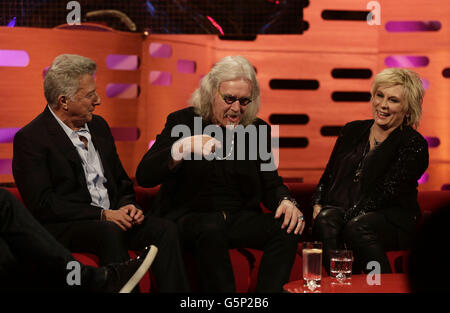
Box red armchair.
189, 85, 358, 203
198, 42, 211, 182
3, 183, 450, 292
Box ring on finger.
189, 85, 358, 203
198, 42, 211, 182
298, 215, 304, 221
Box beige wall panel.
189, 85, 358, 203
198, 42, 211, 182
379, 0, 450, 52
1, 0, 449, 192
136, 35, 215, 166
0, 27, 142, 181
0, 145, 13, 158
423, 163, 450, 191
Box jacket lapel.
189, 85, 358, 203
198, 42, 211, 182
348, 120, 373, 148
361, 124, 405, 191
44, 107, 82, 165
43, 106, 87, 188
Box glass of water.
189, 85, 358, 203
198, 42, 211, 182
330, 250, 353, 283
302, 242, 323, 291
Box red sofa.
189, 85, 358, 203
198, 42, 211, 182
3, 183, 450, 292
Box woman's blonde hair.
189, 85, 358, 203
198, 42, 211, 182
371, 68, 425, 128
190, 55, 260, 126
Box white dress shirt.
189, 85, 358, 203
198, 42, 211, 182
48, 105, 111, 210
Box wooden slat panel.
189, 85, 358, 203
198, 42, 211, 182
0, 145, 13, 158
421, 163, 450, 191
379, 0, 450, 52
1, 0, 449, 193
138, 35, 215, 162
0, 175, 14, 184
0, 27, 142, 180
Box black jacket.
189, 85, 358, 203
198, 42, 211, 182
136, 107, 291, 221
12, 106, 137, 227
313, 119, 429, 233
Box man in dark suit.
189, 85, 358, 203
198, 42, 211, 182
0, 188, 154, 292
12, 54, 189, 292
136, 55, 305, 292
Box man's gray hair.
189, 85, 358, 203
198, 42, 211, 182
44, 54, 97, 107
190, 55, 261, 126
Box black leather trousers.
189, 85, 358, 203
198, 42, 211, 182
313, 207, 404, 274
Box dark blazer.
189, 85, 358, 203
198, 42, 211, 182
12, 106, 136, 228
136, 107, 290, 221
313, 119, 429, 234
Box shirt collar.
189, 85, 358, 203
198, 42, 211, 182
48, 104, 90, 138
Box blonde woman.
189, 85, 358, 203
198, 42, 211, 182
312, 68, 429, 274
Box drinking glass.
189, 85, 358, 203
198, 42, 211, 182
330, 250, 353, 283
302, 242, 323, 291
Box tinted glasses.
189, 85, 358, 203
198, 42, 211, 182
218, 90, 252, 106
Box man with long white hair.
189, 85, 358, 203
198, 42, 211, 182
137, 55, 305, 292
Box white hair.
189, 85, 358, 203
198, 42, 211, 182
190, 55, 260, 126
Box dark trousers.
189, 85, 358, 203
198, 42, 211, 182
313, 207, 405, 274
177, 210, 300, 293
44, 213, 190, 292
0, 188, 76, 290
